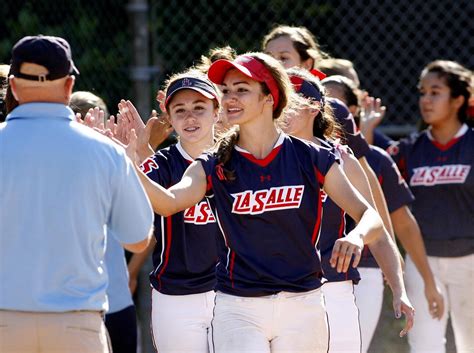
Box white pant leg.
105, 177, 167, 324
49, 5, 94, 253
438, 254, 474, 353
212, 289, 328, 353
353, 267, 384, 353
405, 255, 448, 353
322, 281, 361, 353
272, 288, 328, 353
151, 289, 215, 353
211, 292, 272, 353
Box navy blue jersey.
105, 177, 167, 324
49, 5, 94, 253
388, 125, 474, 257
373, 129, 394, 150
317, 140, 361, 283
197, 134, 338, 297
329, 97, 370, 159
358, 145, 415, 267
141, 142, 218, 295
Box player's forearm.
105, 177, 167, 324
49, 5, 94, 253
392, 208, 436, 287
135, 166, 180, 216
368, 232, 406, 297
350, 207, 384, 245
360, 158, 395, 238
128, 237, 156, 278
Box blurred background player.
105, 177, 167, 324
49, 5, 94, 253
379, 60, 473, 353
321, 74, 444, 352
285, 68, 415, 351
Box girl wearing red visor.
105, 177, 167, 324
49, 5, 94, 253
132, 53, 386, 352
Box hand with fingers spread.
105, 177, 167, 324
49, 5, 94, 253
329, 232, 364, 273
148, 110, 174, 151
118, 100, 171, 161
392, 291, 415, 337
359, 95, 386, 144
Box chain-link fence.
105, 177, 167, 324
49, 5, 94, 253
2, 1, 472, 136
150, 0, 473, 136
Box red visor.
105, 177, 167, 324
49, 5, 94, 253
310, 68, 327, 80
208, 55, 280, 111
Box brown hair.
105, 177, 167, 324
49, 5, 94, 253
419, 60, 472, 125
196, 46, 237, 74
262, 25, 328, 67
214, 52, 293, 181
322, 75, 360, 111
286, 67, 341, 140
316, 58, 360, 88
70, 91, 109, 118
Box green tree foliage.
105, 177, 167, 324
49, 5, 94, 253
1, 0, 131, 110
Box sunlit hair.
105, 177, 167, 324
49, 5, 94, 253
70, 91, 109, 118
419, 60, 472, 125
286, 67, 341, 140
322, 75, 360, 110
213, 52, 293, 181
196, 46, 237, 74
262, 25, 329, 67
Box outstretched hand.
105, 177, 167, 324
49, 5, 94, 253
359, 94, 386, 144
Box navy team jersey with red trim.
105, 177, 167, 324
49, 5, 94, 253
388, 125, 474, 257
328, 97, 370, 159
317, 139, 361, 283
197, 133, 338, 297
141, 142, 218, 295
358, 145, 415, 267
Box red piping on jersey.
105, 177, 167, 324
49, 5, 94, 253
337, 209, 349, 281
206, 175, 213, 193
378, 175, 383, 185
429, 136, 462, 151
229, 251, 236, 288
338, 210, 345, 239
311, 167, 325, 245
237, 145, 282, 167
315, 168, 325, 187
156, 216, 173, 290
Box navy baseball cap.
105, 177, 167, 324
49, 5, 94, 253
289, 75, 324, 106
165, 76, 218, 109
10, 35, 79, 81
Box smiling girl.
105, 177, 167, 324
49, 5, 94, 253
131, 52, 391, 352
138, 70, 221, 353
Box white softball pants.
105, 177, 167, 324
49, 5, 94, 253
151, 289, 215, 353
353, 267, 384, 353
405, 254, 474, 353
211, 288, 328, 353
322, 280, 362, 353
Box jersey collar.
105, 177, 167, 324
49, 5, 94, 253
234, 132, 285, 167
426, 124, 468, 151
176, 141, 194, 163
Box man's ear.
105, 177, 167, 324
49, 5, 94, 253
65, 75, 75, 101
9, 76, 20, 101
